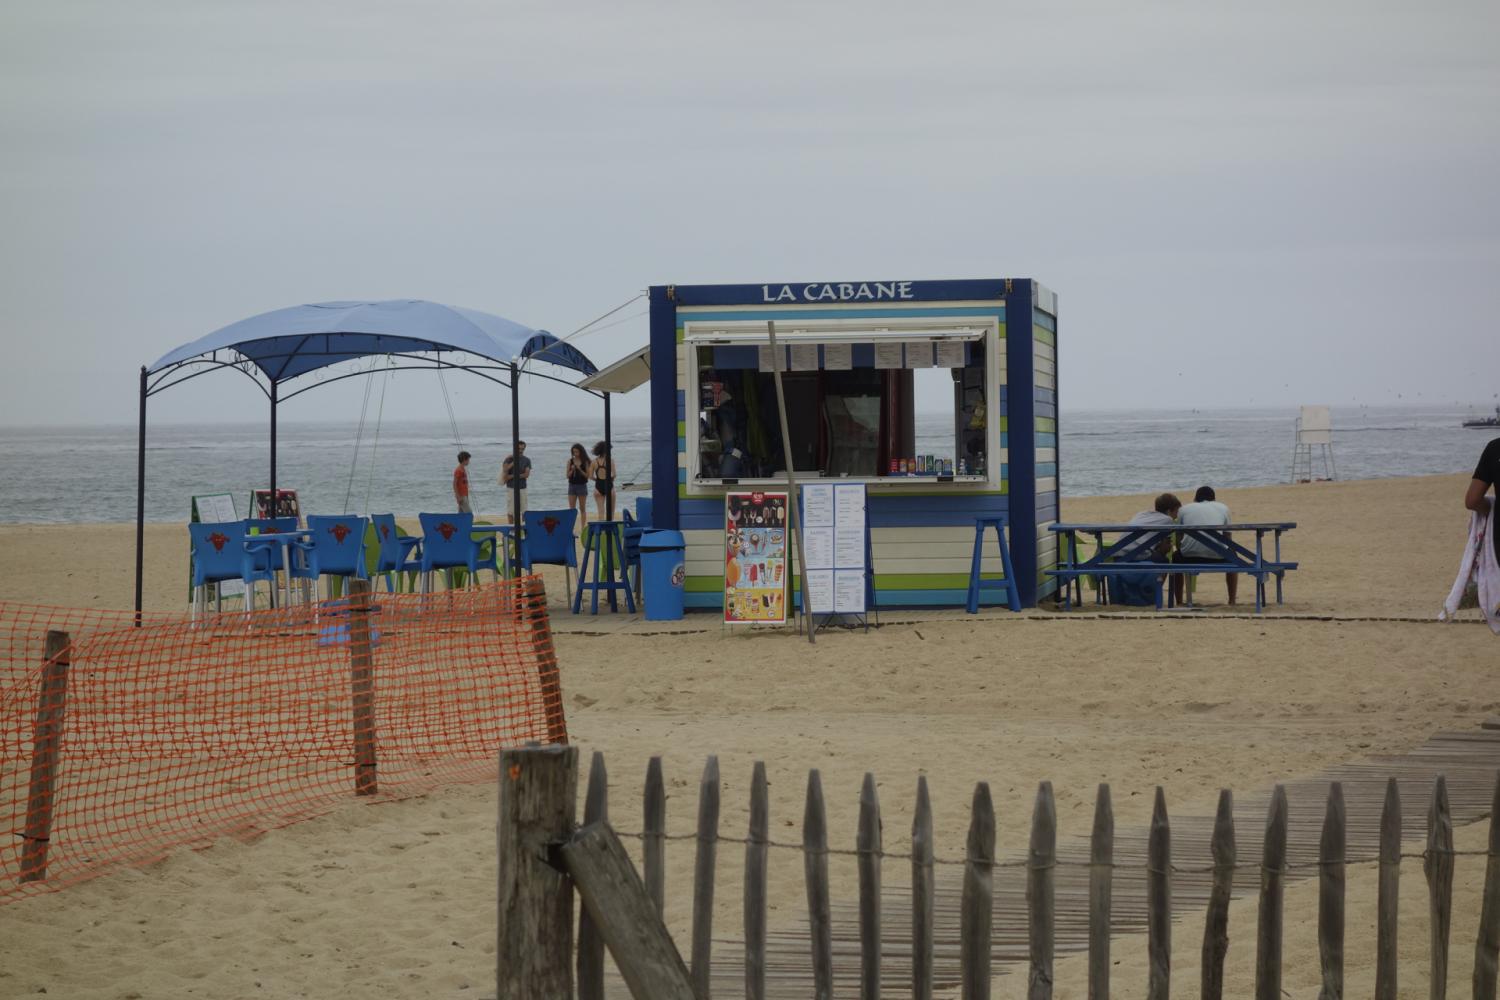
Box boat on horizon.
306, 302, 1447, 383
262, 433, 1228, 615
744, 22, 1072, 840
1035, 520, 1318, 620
1463, 405, 1500, 428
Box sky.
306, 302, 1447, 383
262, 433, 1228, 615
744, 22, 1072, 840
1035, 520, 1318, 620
1, 0, 1497, 429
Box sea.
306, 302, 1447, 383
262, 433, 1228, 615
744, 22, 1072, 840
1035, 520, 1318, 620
0, 406, 1491, 524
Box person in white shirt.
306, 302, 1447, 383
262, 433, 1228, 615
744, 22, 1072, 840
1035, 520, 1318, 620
1175, 486, 1236, 605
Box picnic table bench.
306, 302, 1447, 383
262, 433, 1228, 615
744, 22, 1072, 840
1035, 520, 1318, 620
1047, 521, 1298, 614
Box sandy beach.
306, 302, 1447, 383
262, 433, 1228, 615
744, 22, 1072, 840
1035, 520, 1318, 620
1, 471, 1496, 999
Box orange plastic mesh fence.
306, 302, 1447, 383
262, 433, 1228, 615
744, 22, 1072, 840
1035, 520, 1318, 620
0, 576, 566, 903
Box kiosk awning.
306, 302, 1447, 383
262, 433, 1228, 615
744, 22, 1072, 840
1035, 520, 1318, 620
578, 344, 651, 393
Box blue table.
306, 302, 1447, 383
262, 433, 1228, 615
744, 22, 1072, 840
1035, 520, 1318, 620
243, 529, 313, 608
1048, 522, 1297, 614
469, 523, 528, 579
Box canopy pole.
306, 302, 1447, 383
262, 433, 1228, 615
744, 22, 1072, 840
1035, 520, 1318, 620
510, 363, 523, 552
767, 321, 813, 644
269, 381, 278, 517
604, 392, 614, 522
134, 366, 147, 625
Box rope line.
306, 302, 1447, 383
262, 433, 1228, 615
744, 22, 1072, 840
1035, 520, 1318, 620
342, 359, 379, 514
611, 830, 1495, 872
361, 356, 392, 513
435, 365, 463, 452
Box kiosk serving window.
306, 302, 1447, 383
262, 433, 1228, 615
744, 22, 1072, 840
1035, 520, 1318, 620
686, 321, 995, 484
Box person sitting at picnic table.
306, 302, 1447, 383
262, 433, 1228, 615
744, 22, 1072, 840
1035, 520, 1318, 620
1112, 493, 1181, 605
1175, 485, 1237, 605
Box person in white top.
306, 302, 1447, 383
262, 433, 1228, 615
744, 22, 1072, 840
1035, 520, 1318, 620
1175, 486, 1237, 605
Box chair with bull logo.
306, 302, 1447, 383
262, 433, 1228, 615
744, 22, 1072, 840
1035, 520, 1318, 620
521, 509, 578, 605
290, 515, 371, 601
187, 520, 278, 621
417, 512, 499, 593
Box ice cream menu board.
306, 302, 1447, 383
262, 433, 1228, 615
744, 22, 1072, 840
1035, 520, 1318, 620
724, 491, 789, 624
801, 483, 868, 615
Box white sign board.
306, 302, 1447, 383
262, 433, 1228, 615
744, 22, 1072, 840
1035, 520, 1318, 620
190, 493, 244, 599
801, 483, 867, 615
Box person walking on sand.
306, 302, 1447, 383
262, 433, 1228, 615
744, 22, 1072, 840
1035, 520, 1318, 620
499, 441, 531, 524
1175, 485, 1237, 605
590, 440, 616, 521
453, 450, 473, 514
1468, 437, 1500, 562
565, 442, 590, 532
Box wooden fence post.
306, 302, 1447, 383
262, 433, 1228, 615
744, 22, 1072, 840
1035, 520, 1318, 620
857, 772, 882, 1000
1202, 789, 1235, 1000
1146, 787, 1171, 1000
1028, 781, 1056, 1000
1318, 782, 1345, 1000
1376, 777, 1401, 1000
20, 629, 71, 883
578, 751, 609, 1000
913, 776, 935, 1000
522, 575, 569, 745
1425, 775, 1453, 1000
563, 821, 697, 1000
644, 756, 666, 915
1256, 785, 1288, 1000
805, 769, 834, 1000
1088, 784, 1113, 1000
691, 755, 720, 999
1474, 771, 1500, 1000
962, 782, 996, 1000
348, 580, 378, 796
745, 762, 769, 1000
497, 743, 578, 1000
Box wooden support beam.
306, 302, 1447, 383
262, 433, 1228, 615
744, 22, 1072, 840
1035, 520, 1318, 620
644, 756, 666, 916
1318, 782, 1345, 1000
1088, 783, 1113, 1000
1256, 785, 1288, 1000
691, 755, 720, 999
20, 629, 71, 883
962, 781, 995, 1000
347, 580, 377, 796
1425, 775, 1453, 1000
1202, 789, 1235, 1000
857, 772, 882, 1000
578, 751, 609, 1000
1146, 787, 1171, 1000
745, 762, 769, 1000
805, 769, 833, 1000
1376, 777, 1401, 1000
562, 821, 697, 1000
1028, 781, 1056, 1000
496, 743, 577, 1000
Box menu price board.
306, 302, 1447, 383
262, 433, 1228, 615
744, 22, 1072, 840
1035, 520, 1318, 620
801, 483, 867, 615
189, 492, 243, 600
724, 491, 789, 624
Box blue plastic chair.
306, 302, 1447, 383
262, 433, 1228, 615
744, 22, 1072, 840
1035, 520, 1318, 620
188, 521, 276, 620
417, 512, 499, 592
372, 514, 422, 592
290, 516, 370, 601
522, 509, 578, 604
245, 516, 298, 535
635, 497, 654, 527
621, 510, 645, 597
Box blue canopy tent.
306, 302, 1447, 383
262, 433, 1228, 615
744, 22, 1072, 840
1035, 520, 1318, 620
137, 299, 604, 618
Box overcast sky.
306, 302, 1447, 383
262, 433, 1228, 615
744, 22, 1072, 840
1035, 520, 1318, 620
1, 0, 1496, 429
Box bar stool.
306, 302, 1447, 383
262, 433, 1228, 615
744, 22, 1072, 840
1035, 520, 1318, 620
966, 516, 1021, 613
573, 521, 637, 614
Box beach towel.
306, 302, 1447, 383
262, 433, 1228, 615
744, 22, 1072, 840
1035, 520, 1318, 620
1439, 503, 1500, 635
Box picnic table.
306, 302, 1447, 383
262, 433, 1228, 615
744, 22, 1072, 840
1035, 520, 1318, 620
1048, 521, 1297, 614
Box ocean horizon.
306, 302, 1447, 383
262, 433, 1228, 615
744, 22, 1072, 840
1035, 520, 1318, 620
0, 404, 1490, 525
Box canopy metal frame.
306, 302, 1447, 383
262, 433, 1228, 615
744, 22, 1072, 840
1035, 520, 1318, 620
136, 310, 617, 621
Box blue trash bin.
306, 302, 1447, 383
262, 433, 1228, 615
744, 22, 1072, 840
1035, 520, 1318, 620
640, 529, 686, 621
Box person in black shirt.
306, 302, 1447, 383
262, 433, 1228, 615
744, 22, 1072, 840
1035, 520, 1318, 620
1467, 437, 1500, 561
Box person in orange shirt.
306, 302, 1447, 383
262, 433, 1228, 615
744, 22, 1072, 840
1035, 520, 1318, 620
453, 450, 473, 513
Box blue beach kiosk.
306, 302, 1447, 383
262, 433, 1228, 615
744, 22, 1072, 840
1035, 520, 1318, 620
631, 278, 1060, 610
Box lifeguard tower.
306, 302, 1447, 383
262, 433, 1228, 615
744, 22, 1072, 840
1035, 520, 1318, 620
1291, 405, 1335, 482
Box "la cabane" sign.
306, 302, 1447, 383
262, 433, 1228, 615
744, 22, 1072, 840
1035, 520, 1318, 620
761, 281, 916, 303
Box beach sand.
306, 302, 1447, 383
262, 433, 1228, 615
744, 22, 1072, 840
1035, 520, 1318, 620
0, 472, 1495, 998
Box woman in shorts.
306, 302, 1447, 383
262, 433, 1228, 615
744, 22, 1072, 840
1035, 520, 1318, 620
565, 442, 590, 531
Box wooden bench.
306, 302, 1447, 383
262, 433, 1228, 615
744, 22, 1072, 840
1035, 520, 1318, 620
1048, 522, 1298, 614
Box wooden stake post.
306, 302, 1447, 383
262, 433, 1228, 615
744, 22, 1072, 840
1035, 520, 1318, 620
20, 629, 72, 883
766, 320, 813, 643
348, 579, 378, 796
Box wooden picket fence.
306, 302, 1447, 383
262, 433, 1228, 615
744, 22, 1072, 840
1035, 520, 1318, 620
495, 744, 1500, 1000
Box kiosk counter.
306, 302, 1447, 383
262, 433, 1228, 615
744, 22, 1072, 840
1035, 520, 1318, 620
635, 278, 1059, 611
